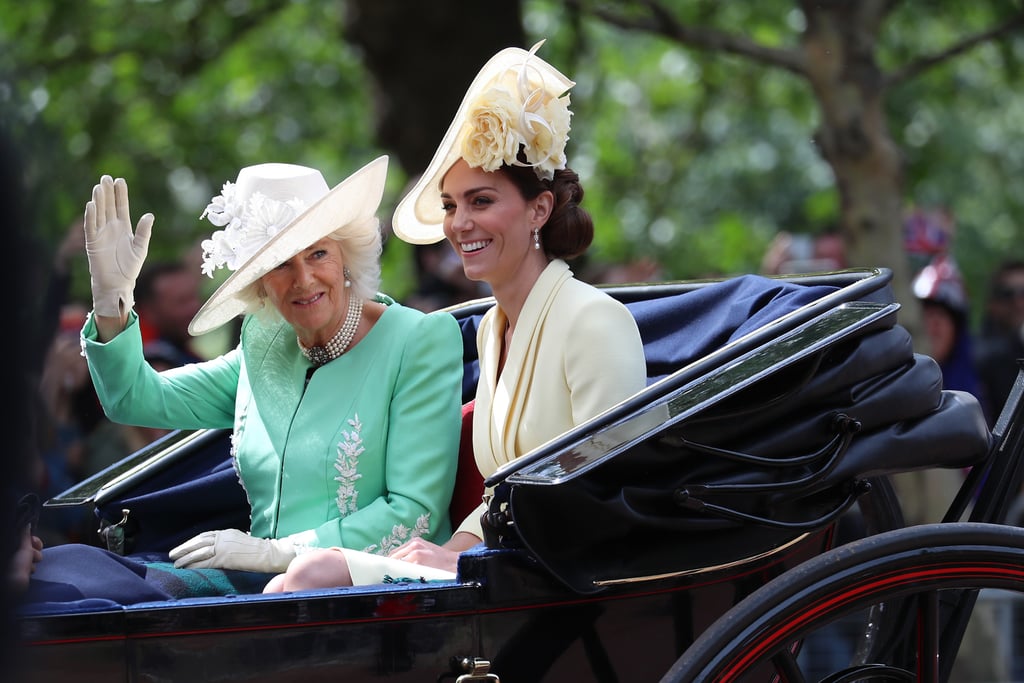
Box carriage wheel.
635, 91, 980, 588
827, 475, 907, 672
662, 522, 1024, 683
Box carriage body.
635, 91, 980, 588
17, 525, 832, 682
16, 268, 1002, 682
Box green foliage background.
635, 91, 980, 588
2, 0, 1023, 327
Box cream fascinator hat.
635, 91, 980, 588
188, 155, 389, 335
392, 40, 575, 245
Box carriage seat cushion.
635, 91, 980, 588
449, 401, 484, 527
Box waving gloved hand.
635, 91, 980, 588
83, 175, 153, 318
169, 529, 304, 573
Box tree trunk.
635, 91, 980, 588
344, 0, 525, 177
801, 1, 923, 343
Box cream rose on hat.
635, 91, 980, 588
461, 88, 523, 173
188, 156, 389, 336
460, 65, 571, 180
393, 40, 574, 245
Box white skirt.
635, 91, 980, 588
340, 548, 458, 585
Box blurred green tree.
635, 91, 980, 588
549, 0, 1024, 338
2, 0, 1022, 339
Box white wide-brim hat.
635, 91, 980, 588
392, 41, 574, 245
188, 155, 389, 336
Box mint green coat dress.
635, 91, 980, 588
82, 296, 463, 555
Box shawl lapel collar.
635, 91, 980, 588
480, 260, 571, 467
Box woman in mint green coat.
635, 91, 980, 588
79, 156, 463, 576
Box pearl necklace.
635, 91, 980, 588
298, 294, 364, 367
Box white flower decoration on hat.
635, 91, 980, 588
459, 42, 572, 181
199, 185, 308, 277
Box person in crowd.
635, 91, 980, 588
26, 221, 105, 538
980, 260, 1024, 338
265, 42, 648, 591
33, 304, 95, 543
975, 259, 1024, 420
760, 228, 846, 276
34, 219, 86, 367
70, 156, 463, 582
134, 260, 205, 365
891, 213, 978, 527
912, 255, 990, 421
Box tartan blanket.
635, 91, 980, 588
142, 559, 274, 598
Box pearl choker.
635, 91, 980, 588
298, 294, 364, 367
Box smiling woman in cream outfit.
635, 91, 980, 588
264, 42, 647, 591
77, 157, 463, 588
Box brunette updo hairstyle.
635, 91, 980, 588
500, 158, 594, 261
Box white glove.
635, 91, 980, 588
169, 529, 300, 573
83, 175, 153, 318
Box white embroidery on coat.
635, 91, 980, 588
363, 513, 432, 556
334, 414, 365, 515
230, 412, 253, 512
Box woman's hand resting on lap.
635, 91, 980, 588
389, 532, 481, 574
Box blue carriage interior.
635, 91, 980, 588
27, 269, 992, 610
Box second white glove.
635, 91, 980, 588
168, 529, 299, 573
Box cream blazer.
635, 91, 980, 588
456, 259, 647, 539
